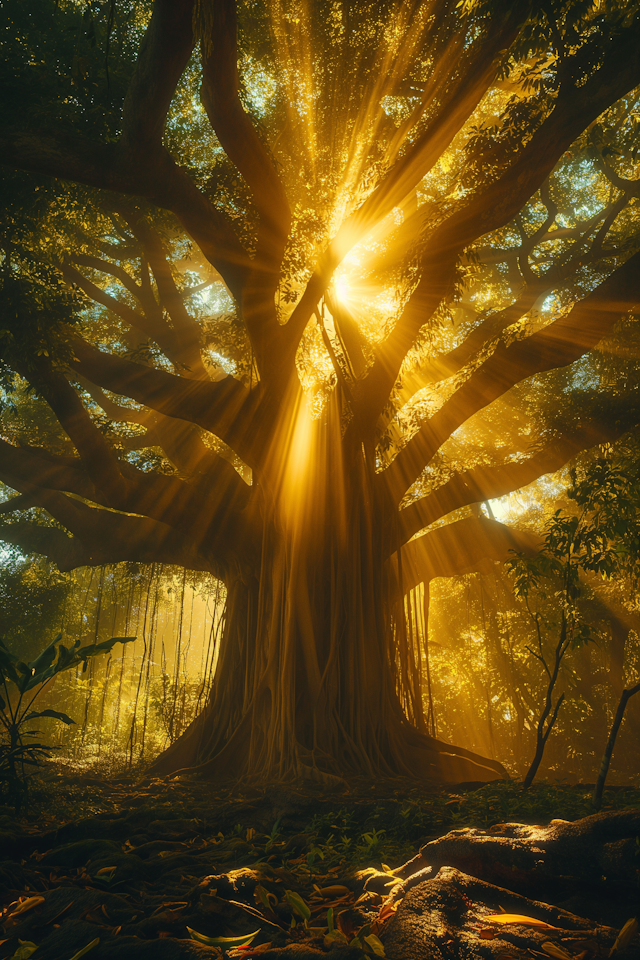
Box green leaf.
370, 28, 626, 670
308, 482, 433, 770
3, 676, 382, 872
324, 929, 348, 944
27, 634, 61, 677
364, 933, 386, 956
187, 927, 260, 947
257, 885, 272, 911
11, 942, 38, 960
76, 637, 136, 659
285, 889, 310, 921
24, 709, 75, 725
67, 938, 99, 960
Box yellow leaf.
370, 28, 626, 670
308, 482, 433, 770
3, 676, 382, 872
95, 866, 116, 876
11, 941, 38, 960
7, 898, 45, 920
318, 885, 351, 898
485, 914, 556, 929
67, 940, 99, 960
542, 943, 574, 960
364, 933, 386, 956
610, 917, 639, 956
188, 927, 260, 947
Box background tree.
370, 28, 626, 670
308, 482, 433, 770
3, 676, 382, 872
1, 0, 640, 783
506, 510, 602, 788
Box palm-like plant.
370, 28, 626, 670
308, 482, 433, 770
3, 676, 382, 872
0, 632, 134, 811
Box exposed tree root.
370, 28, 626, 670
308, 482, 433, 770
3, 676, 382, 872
383, 866, 638, 960
407, 808, 640, 896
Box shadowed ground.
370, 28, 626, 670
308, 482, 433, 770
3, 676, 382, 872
0, 775, 639, 959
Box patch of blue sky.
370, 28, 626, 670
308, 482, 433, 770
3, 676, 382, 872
197, 283, 234, 315
207, 350, 236, 375
563, 355, 599, 393
487, 470, 568, 525
0, 543, 15, 564
240, 56, 277, 118
104, 280, 128, 301
380, 94, 420, 124
540, 293, 558, 314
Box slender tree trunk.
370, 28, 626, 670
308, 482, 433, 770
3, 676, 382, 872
522, 617, 568, 789
593, 681, 640, 810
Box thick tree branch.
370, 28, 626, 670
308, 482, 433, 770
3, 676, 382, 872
24, 360, 128, 504
0, 131, 250, 297
76, 373, 241, 481
0, 439, 97, 503
383, 246, 640, 501
0, 494, 38, 515
120, 0, 195, 155
62, 262, 180, 360
74, 374, 150, 425
199, 0, 290, 254
390, 514, 539, 595
0, 436, 252, 567
283, 6, 529, 369
594, 152, 640, 199
0, 0, 251, 299
67, 336, 260, 465
398, 413, 640, 546
124, 216, 208, 377
392, 195, 632, 415
358, 21, 640, 430
72, 254, 143, 301
0, 520, 90, 570
199, 0, 291, 376
0, 498, 219, 575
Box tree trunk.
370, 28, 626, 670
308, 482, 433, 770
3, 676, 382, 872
150, 396, 506, 784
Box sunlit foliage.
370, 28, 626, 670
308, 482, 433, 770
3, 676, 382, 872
1, 0, 640, 782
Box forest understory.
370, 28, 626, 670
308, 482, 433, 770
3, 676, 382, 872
1, 773, 639, 960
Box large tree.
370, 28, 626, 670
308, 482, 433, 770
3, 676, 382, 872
1, 0, 640, 783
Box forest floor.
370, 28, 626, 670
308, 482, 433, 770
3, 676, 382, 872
1, 773, 639, 960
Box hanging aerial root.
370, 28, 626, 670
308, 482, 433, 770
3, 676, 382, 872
147, 697, 508, 785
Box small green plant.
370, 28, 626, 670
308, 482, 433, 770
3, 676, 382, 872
360, 828, 386, 856
0, 632, 134, 812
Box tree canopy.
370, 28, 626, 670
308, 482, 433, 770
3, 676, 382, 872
1, 0, 640, 784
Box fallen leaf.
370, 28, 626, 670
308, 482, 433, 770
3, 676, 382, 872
95, 867, 116, 877
609, 917, 639, 956
542, 943, 575, 960
485, 914, 557, 929
188, 927, 260, 948
10, 941, 38, 960
318, 885, 351, 898
6, 898, 45, 920
377, 902, 399, 923
364, 933, 386, 956
68, 938, 100, 960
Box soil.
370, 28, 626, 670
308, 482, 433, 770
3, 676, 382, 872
0, 774, 639, 960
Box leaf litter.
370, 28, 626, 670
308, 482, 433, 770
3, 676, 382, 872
0, 775, 639, 959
